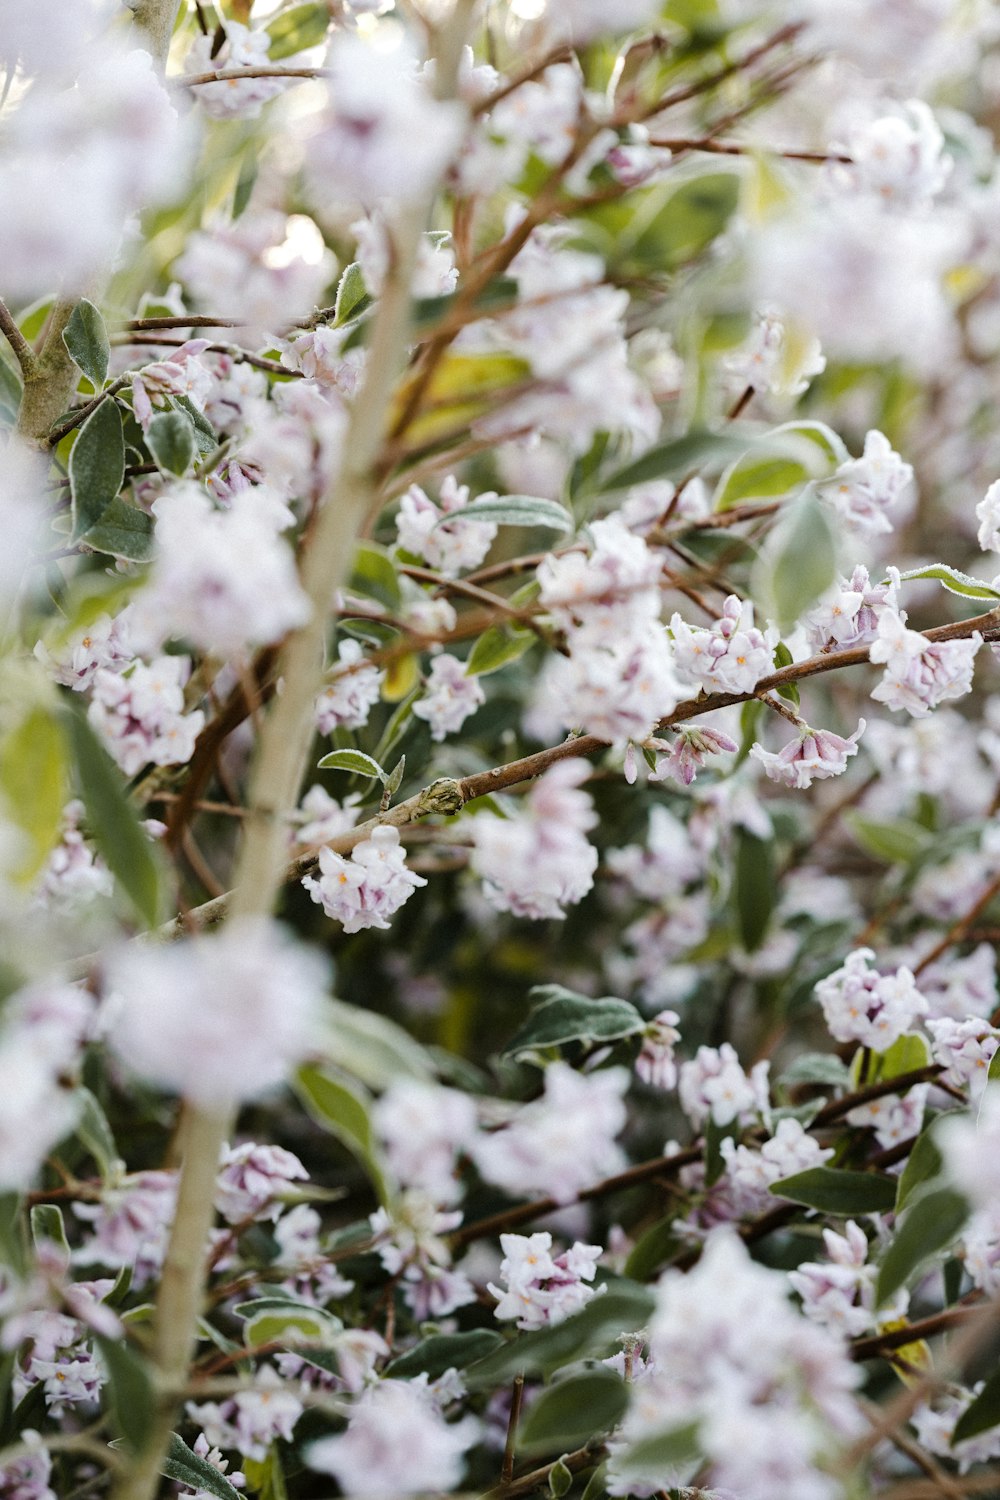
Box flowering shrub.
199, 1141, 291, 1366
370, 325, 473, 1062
6, 2, 1000, 1498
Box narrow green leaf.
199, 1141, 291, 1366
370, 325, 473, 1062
335, 263, 371, 325
30, 1204, 69, 1259
629, 170, 740, 270
349, 544, 400, 610
82, 496, 155, 563
599, 430, 744, 494
733, 829, 774, 953
780, 1053, 850, 1089
895, 1122, 944, 1212
0, 1196, 28, 1278
293, 1066, 392, 1203
386, 1330, 504, 1380
69, 399, 124, 538
317, 748, 386, 780
502, 987, 645, 1058
244, 1305, 339, 1349
383, 755, 406, 799
466, 1283, 655, 1388
898, 563, 1000, 602
876, 1187, 969, 1308
844, 812, 930, 866
319, 998, 434, 1087
146, 410, 196, 476
953, 1367, 1000, 1447
624, 1217, 681, 1281
770, 1167, 897, 1215
610, 1423, 701, 1482
453, 494, 574, 533
764, 489, 837, 631
63, 300, 110, 389
97, 1336, 156, 1453
519, 1370, 628, 1456
549, 1458, 573, 1498
74, 1086, 121, 1182
871, 1031, 931, 1082
266, 1, 330, 58
162, 1433, 243, 1500
989, 1050, 1000, 1086
467, 626, 535, 677
0, 705, 67, 884
232, 151, 258, 220
64, 705, 164, 928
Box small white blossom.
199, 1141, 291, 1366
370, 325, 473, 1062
184, 22, 303, 119
187, 1368, 303, 1464
671, 595, 778, 696
215, 1142, 309, 1225
678, 1043, 771, 1130
303, 826, 426, 933
306, 1380, 479, 1495
830, 100, 952, 209
88, 657, 205, 776
315, 640, 385, 734
870, 610, 981, 716
395, 477, 497, 577
721, 1118, 833, 1217
489, 1232, 602, 1331
976, 479, 1000, 553
790, 1220, 905, 1336
635, 1010, 682, 1089
804, 565, 900, 653
814, 948, 927, 1050
723, 309, 826, 397
817, 431, 914, 536
412, 654, 485, 741
373, 1081, 477, 1205
750, 720, 865, 790
927, 1016, 999, 1096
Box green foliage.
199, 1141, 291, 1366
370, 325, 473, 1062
770, 1167, 898, 1215
758, 489, 837, 632
732, 829, 775, 953
62, 300, 110, 390
293, 1065, 392, 1203
844, 812, 931, 865
266, 2, 330, 58
953, 1366, 1000, 1447
519, 1369, 628, 1456
97, 1335, 157, 1453
386, 1330, 505, 1380
501, 985, 645, 1058
898, 563, 1000, 602
69, 399, 125, 538
317, 748, 386, 779
146, 409, 196, 476
466, 1283, 655, 1387
81, 496, 155, 563
162, 1434, 244, 1500
876, 1187, 969, 1307
452, 495, 574, 533
466, 625, 536, 676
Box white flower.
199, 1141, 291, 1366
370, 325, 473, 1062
671, 595, 778, 696
105, 919, 328, 1107
489, 1231, 602, 1331
830, 99, 952, 209
306, 1380, 479, 1495
721, 1118, 833, 1217
395, 477, 497, 577
88, 657, 205, 776
412, 654, 485, 741
469, 760, 598, 921
941, 1087, 1000, 1211
804, 565, 900, 653
870, 610, 981, 716
184, 22, 302, 119
678, 1043, 770, 1130
750, 721, 865, 790
789, 1221, 900, 1337
528, 629, 680, 748
473, 1063, 629, 1205
927, 1017, 999, 1096
188, 1368, 303, 1464
373, 1081, 477, 1205
303, 826, 426, 933
315, 640, 385, 734
723, 309, 826, 397
635, 1010, 682, 1090
845, 1086, 927, 1148
976, 479, 1000, 553
814, 948, 927, 1050
817, 431, 914, 536
215, 1142, 309, 1225
175, 213, 331, 345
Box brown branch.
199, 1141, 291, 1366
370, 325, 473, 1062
484, 1441, 606, 1500
175, 64, 331, 86
0, 297, 37, 378
45, 375, 131, 447
810, 1066, 944, 1127
647, 135, 851, 165
914, 869, 1000, 975
850, 1302, 983, 1362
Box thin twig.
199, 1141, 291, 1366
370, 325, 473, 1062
0, 297, 37, 377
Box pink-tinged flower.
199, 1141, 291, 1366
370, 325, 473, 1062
913, 1385, 1000, 1475
528, 628, 681, 748
817, 429, 913, 536
373, 1080, 477, 1205
315, 639, 385, 734
537, 517, 662, 637
306, 35, 465, 209
306, 1380, 479, 1495
353, 214, 458, 300
187, 1368, 303, 1464
789, 1220, 904, 1337
291, 786, 360, 848
130, 340, 212, 432
750, 719, 865, 789
489, 1231, 603, 1331
721, 1117, 833, 1217
927, 1016, 1000, 1096
215, 1142, 309, 1225
976, 479, 1000, 554
88, 657, 205, 777
412, 654, 485, 741
469, 760, 598, 921
35, 608, 134, 693
870, 610, 981, 716
671, 595, 778, 696
0, 1437, 57, 1500
370, 1193, 475, 1322
395, 476, 497, 577
303, 826, 426, 933
723, 309, 825, 397
814, 947, 927, 1050
678, 1043, 770, 1130
804, 565, 900, 653
846, 1085, 927, 1148
830, 100, 951, 210
74, 1171, 178, 1289
473, 1063, 629, 1204
105, 919, 328, 1107
184, 21, 305, 120
941, 1086, 1000, 1211
635, 1010, 682, 1090
647, 726, 738, 786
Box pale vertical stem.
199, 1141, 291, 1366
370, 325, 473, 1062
15, 0, 181, 444
109, 7, 477, 1498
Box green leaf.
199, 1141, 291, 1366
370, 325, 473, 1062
502, 986, 645, 1058
383, 755, 406, 799
599, 430, 744, 494
74, 1087, 121, 1182
242, 1303, 340, 1349
319, 997, 434, 1088
466, 625, 536, 677
171, 394, 217, 456
580, 1463, 608, 1500
519, 1370, 628, 1456
953, 1366, 1000, 1447
83, 495, 155, 563
97, 1336, 156, 1453
733, 829, 774, 953
162, 1433, 243, 1500
876, 1187, 969, 1308
30, 1204, 69, 1259
780, 1052, 851, 1089
624, 1217, 681, 1281
895, 1122, 944, 1212
898, 563, 1000, 603
451, 494, 574, 533
232, 151, 258, 220
989, 1049, 1000, 1087
146, 409, 196, 476
317, 748, 386, 780
293, 1066, 392, 1203
349, 544, 400, 610
844, 812, 930, 866
714, 421, 847, 512
0, 1196, 28, 1278
64, 705, 164, 928
549, 1458, 573, 1498
870, 1031, 931, 1083
770, 1167, 897, 1215
762, 488, 837, 632
63, 300, 110, 389
0, 356, 21, 421
69, 399, 125, 539
386, 1330, 504, 1381
242, 1448, 289, 1500
0, 704, 67, 885
466, 1282, 655, 1388
629, 171, 740, 270
266, 1, 330, 58
334, 262, 371, 325
609, 1422, 701, 1483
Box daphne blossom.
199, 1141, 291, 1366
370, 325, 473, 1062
373, 1080, 477, 1205
635, 1010, 682, 1089
927, 1016, 1000, 1095
870, 611, 981, 716
105, 920, 327, 1106
369, 1194, 475, 1321
814, 948, 927, 1050
88, 657, 205, 776
184, 22, 303, 119
817, 431, 914, 536
315, 640, 385, 733
489, 1232, 602, 1330
750, 720, 865, 789
412, 654, 485, 741
830, 100, 952, 209
303, 826, 426, 932
188, 1368, 303, 1465
678, 1043, 770, 1130
215, 1142, 309, 1225
789, 1220, 903, 1337
975, 480, 1000, 553
306, 1380, 479, 1495
723, 309, 826, 397
175, 213, 331, 344
671, 595, 777, 696
469, 760, 598, 921
721, 1118, 833, 1217
804, 565, 900, 653
395, 476, 497, 577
